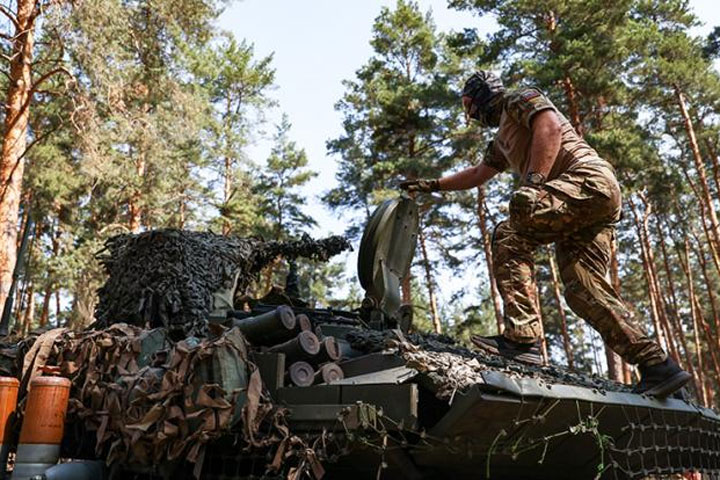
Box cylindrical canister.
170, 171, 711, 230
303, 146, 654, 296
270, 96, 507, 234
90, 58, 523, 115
287, 362, 315, 387
267, 331, 320, 362
295, 314, 312, 333
314, 336, 341, 364
232, 306, 296, 345
13, 376, 71, 480
314, 363, 344, 385
0, 377, 19, 471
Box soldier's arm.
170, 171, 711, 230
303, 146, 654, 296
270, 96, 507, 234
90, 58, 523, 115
526, 110, 562, 180
437, 163, 500, 191
437, 140, 506, 191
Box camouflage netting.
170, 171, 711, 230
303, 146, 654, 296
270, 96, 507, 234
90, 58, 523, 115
95, 230, 350, 335
347, 329, 637, 398
9, 323, 678, 479
0, 332, 36, 378
20, 325, 313, 478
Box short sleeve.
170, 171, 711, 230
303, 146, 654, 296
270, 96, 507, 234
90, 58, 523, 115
504, 88, 555, 129
481, 140, 508, 172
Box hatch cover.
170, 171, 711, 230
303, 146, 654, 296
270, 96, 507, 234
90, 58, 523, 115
357, 195, 418, 319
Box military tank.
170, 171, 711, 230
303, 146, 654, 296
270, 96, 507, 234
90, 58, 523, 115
200, 195, 720, 480
18, 196, 720, 480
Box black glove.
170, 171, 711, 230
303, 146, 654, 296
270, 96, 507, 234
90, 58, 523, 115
399, 178, 440, 193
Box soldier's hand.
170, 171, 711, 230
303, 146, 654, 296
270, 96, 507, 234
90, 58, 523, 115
398, 178, 440, 193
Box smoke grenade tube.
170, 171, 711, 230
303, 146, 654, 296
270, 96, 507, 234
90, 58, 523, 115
287, 362, 315, 387
267, 331, 320, 362
232, 306, 296, 345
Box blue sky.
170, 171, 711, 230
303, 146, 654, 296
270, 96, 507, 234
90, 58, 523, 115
217, 1, 495, 236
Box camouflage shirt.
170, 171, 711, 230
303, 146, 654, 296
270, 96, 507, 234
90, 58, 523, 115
482, 88, 598, 180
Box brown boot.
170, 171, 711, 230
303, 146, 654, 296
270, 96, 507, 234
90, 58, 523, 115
471, 334, 542, 365
633, 357, 692, 398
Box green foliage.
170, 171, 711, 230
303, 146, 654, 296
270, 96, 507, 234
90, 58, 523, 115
255, 116, 318, 239
189, 35, 276, 235
13, 0, 337, 328
325, 0, 464, 232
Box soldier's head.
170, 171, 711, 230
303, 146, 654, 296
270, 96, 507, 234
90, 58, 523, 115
462, 71, 505, 128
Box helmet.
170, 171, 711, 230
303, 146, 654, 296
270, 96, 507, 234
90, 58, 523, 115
462, 71, 505, 126
462, 70, 504, 104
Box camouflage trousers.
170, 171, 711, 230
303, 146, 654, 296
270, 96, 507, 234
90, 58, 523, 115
493, 158, 666, 367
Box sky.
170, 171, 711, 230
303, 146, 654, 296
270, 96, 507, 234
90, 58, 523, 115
217, 1, 494, 236
217, 0, 720, 308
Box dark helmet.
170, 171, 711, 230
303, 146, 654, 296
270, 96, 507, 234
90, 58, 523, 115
462, 71, 505, 126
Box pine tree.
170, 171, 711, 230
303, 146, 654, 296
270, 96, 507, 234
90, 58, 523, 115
325, 0, 464, 333
189, 35, 276, 235
8, 0, 231, 329
0, 0, 75, 315
65, 0, 222, 233
256, 116, 317, 240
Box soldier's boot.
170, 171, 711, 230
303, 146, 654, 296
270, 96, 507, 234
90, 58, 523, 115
471, 334, 543, 366
633, 357, 692, 398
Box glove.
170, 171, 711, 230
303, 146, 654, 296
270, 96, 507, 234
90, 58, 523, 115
399, 178, 440, 193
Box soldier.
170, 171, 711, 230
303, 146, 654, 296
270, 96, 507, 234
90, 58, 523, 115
400, 71, 691, 397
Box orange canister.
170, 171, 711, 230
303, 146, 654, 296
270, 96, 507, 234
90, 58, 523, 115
0, 377, 19, 471
12, 375, 71, 480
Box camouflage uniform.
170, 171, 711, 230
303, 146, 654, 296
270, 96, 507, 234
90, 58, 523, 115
482, 88, 666, 367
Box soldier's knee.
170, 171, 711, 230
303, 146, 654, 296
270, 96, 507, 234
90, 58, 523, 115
491, 221, 513, 253
560, 267, 586, 307
563, 279, 583, 308
492, 220, 538, 264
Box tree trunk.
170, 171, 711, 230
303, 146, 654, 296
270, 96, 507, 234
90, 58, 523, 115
674, 85, 720, 256
562, 75, 583, 137
609, 235, 631, 383
401, 276, 411, 304
654, 216, 682, 326
129, 155, 146, 232
682, 238, 709, 405
637, 195, 681, 365
702, 138, 720, 204
680, 236, 720, 395
418, 225, 441, 334
628, 196, 668, 352
548, 251, 574, 369
39, 218, 58, 327
39, 286, 51, 327
20, 282, 34, 336
222, 155, 232, 235
55, 290, 61, 327
688, 227, 720, 347
605, 347, 623, 383
706, 377, 715, 406
477, 188, 503, 333
0, 0, 36, 315
682, 171, 720, 277
691, 293, 720, 396
655, 215, 696, 388
10, 205, 32, 324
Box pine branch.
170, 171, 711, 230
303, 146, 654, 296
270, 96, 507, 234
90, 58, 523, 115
0, 4, 20, 30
